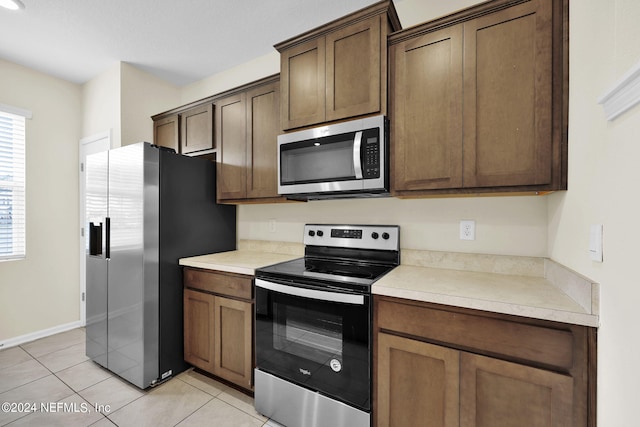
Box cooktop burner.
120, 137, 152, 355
256, 225, 400, 292
258, 257, 394, 286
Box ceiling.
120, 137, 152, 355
0, 0, 380, 86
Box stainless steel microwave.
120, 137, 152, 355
277, 115, 389, 200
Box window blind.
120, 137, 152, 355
0, 109, 26, 261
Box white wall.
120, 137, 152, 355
82, 62, 181, 148
120, 62, 180, 146
547, 1, 640, 425
82, 63, 121, 147
0, 59, 82, 341
240, 196, 548, 256
180, 52, 280, 105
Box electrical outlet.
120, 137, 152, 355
268, 219, 277, 233
460, 220, 476, 240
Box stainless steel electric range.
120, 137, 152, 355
254, 224, 400, 427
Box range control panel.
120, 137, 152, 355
304, 224, 399, 251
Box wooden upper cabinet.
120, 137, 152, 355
181, 104, 214, 155
389, 0, 567, 196
391, 24, 463, 191
246, 81, 281, 199
152, 104, 213, 156
281, 38, 326, 130
276, 0, 401, 131
462, 0, 553, 188
153, 114, 180, 153
216, 93, 247, 200
325, 16, 381, 122
216, 76, 282, 203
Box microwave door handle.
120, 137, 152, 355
255, 279, 365, 305
353, 131, 363, 179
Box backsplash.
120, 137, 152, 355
238, 239, 304, 256
401, 249, 545, 277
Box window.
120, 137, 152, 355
0, 106, 27, 261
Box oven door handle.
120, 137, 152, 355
255, 278, 365, 305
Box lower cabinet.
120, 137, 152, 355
459, 352, 573, 427
377, 333, 460, 427
184, 288, 216, 373
183, 267, 254, 391
374, 296, 595, 427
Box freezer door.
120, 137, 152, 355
85, 150, 109, 368
107, 143, 159, 388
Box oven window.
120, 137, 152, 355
274, 305, 343, 364
280, 134, 356, 184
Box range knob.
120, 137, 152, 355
308, 230, 316, 237
382, 232, 390, 240
371, 232, 379, 239
317, 230, 324, 237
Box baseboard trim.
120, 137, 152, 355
0, 320, 83, 350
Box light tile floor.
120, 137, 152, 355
0, 328, 283, 427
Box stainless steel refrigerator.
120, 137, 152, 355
85, 142, 236, 389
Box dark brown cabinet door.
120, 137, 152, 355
389, 0, 565, 196
377, 332, 460, 427
181, 104, 213, 155
326, 16, 381, 122
391, 24, 463, 191
460, 352, 573, 427
216, 93, 247, 200
214, 297, 253, 390
278, 2, 398, 131
183, 268, 255, 391
280, 38, 326, 130
246, 81, 281, 199
183, 288, 215, 373
462, 0, 553, 188
153, 114, 180, 153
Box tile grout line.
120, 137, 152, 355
0, 338, 93, 426
3, 330, 273, 426
22, 331, 117, 426
175, 374, 267, 423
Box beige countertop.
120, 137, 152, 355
179, 241, 599, 328
374, 264, 599, 327
179, 250, 300, 276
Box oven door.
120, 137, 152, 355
255, 278, 371, 411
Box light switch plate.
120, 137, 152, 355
589, 224, 603, 262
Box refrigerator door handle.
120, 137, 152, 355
105, 217, 111, 259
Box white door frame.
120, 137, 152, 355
79, 131, 111, 326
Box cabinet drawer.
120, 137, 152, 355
376, 297, 574, 370
184, 267, 253, 300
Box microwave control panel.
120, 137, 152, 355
362, 129, 380, 179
